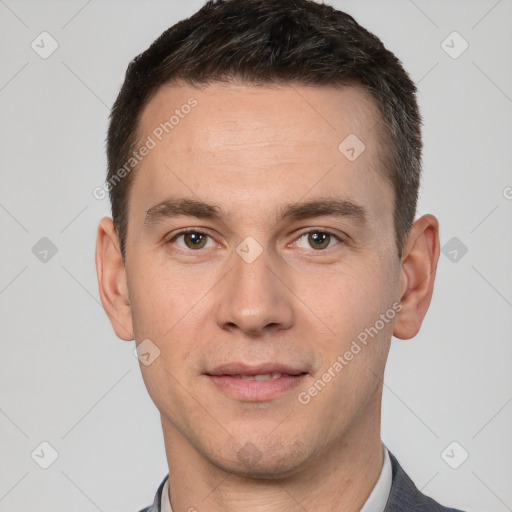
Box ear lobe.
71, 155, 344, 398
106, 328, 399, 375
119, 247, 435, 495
95, 217, 134, 341
393, 214, 440, 340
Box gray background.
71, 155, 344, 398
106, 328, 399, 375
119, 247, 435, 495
1, 0, 511, 511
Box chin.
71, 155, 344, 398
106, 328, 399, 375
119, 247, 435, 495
207, 436, 313, 480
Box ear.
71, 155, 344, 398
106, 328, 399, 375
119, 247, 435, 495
95, 217, 134, 341
393, 214, 440, 340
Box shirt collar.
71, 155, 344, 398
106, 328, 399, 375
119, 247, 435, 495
360, 445, 393, 512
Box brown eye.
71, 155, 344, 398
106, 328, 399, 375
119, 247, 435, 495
184, 232, 207, 249
292, 230, 341, 251
173, 231, 212, 250
307, 232, 331, 250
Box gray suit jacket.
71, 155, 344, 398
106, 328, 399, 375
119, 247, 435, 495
139, 452, 465, 511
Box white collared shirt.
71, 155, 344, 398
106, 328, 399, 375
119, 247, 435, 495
161, 446, 392, 512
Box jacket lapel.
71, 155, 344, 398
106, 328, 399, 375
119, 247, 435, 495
384, 452, 461, 512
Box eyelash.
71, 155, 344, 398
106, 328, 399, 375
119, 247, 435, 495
166, 228, 343, 252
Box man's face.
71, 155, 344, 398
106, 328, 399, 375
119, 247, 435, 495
123, 82, 402, 476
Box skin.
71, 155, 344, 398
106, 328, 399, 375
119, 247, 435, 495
96, 82, 439, 511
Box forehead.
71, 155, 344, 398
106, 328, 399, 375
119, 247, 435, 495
132, 81, 393, 227
138, 80, 381, 155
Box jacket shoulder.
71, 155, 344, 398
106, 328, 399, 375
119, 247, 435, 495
386, 452, 466, 512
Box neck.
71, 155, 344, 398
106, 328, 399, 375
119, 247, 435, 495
161, 393, 383, 511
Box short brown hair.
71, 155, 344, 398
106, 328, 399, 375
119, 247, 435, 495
107, 0, 421, 260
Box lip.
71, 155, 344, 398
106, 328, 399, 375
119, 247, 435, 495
207, 362, 307, 377
205, 362, 308, 402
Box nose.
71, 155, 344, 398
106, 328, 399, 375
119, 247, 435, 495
214, 244, 295, 337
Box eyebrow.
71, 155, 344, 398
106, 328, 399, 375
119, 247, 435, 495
145, 198, 222, 226
144, 197, 367, 227
279, 198, 367, 224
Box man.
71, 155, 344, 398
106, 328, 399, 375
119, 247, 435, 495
95, 0, 465, 510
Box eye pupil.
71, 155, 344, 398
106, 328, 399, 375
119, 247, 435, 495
184, 232, 207, 249
308, 232, 330, 250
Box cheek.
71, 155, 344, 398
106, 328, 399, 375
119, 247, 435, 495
127, 261, 190, 342
303, 256, 398, 365
127, 260, 217, 375
314, 265, 381, 331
